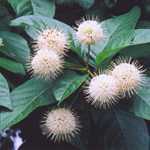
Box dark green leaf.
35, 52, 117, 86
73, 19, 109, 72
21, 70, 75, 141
8, 0, 55, 17
69, 7, 141, 67
0, 78, 56, 130
76, 0, 94, 9
11, 15, 74, 40
0, 6, 12, 30
120, 29, 150, 58
53, 71, 88, 103
95, 7, 140, 65
0, 31, 30, 64
0, 57, 26, 75
56, 0, 94, 9
0, 74, 11, 110
104, 0, 118, 8
130, 77, 150, 120
97, 109, 149, 150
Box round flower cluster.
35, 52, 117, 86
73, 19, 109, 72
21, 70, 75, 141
86, 59, 145, 108
29, 28, 67, 79
86, 74, 119, 108
110, 58, 145, 96
76, 19, 104, 45
34, 28, 67, 55
31, 49, 63, 79
41, 108, 81, 142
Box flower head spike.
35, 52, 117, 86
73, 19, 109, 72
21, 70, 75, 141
85, 74, 119, 108
41, 108, 81, 142
110, 58, 145, 96
29, 48, 63, 79
76, 19, 104, 45
34, 28, 68, 55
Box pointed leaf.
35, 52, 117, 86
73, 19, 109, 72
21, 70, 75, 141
8, 0, 55, 17
95, 7, 140, 65
10, 15, 74, 40
0, 74, 11, 110
0, 31, 30, 64
56, 0, 94, 9
53, 71, 88, 103
69, 7, 141, 67
0, 57, 25, 75
97, 109, 149, 150
120, 29, 150, 58
0, 78, 56, 130
130, 77, 150, 120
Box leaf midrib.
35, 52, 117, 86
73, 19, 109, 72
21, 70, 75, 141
0, 86, 50, 130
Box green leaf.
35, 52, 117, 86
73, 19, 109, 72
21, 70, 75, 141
0, 74, 12, 110
11, 15, 74, 40
120, 29, 150, 58
0, 6, 12, 30
0, 78, 56, 130
0, 57, 26, 75
53, 71, 88, 103
0, 31, 30, 64
8, 0, 55, 17
130, 78, 150, 120
97, 109, 149, 150
95, 7, 140, 65
69, 7, 141, 67
132, 29, 150, 45
56, 0, 94, 9
76, 0, 94, 9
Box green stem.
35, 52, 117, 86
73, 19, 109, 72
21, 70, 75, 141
86, 44, 91, 69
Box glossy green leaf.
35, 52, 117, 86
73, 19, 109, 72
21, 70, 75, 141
77, 0, 94, 9
95, 7, 140, 65
53, 71, 88, 103
0, 78, 56, 130
97, 109, 149, 150
8, 0, 55, 17
0, 31, 30, 64
11, 15, 74, 40
56, 0, 94, 9
130, 78, 150, 120
120, 29, 150, 58
0, 74, 11, 110
69, 7, 141, 67
0, 6, 12, 30
0, 57, 25, 75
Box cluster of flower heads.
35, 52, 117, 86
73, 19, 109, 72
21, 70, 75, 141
86, 58, 145, 108
29, 28, 67, 79
29, 19, 146, 143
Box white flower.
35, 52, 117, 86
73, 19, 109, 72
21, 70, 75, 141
30, 49, 63, 79
0, 38, 4, 47
76, 20, 104, 45
34, 28, 67, 55
86, 74, 119, 108
41, 108, 80, 142
111, 58, 145, 96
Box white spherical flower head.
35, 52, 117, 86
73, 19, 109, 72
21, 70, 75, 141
86, 74, 119, 108
35, 28, 67, 55
111, 60, 145, 96
31, 49, 63, 79
41, 108, 80, 142
76, 20, 103, 45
